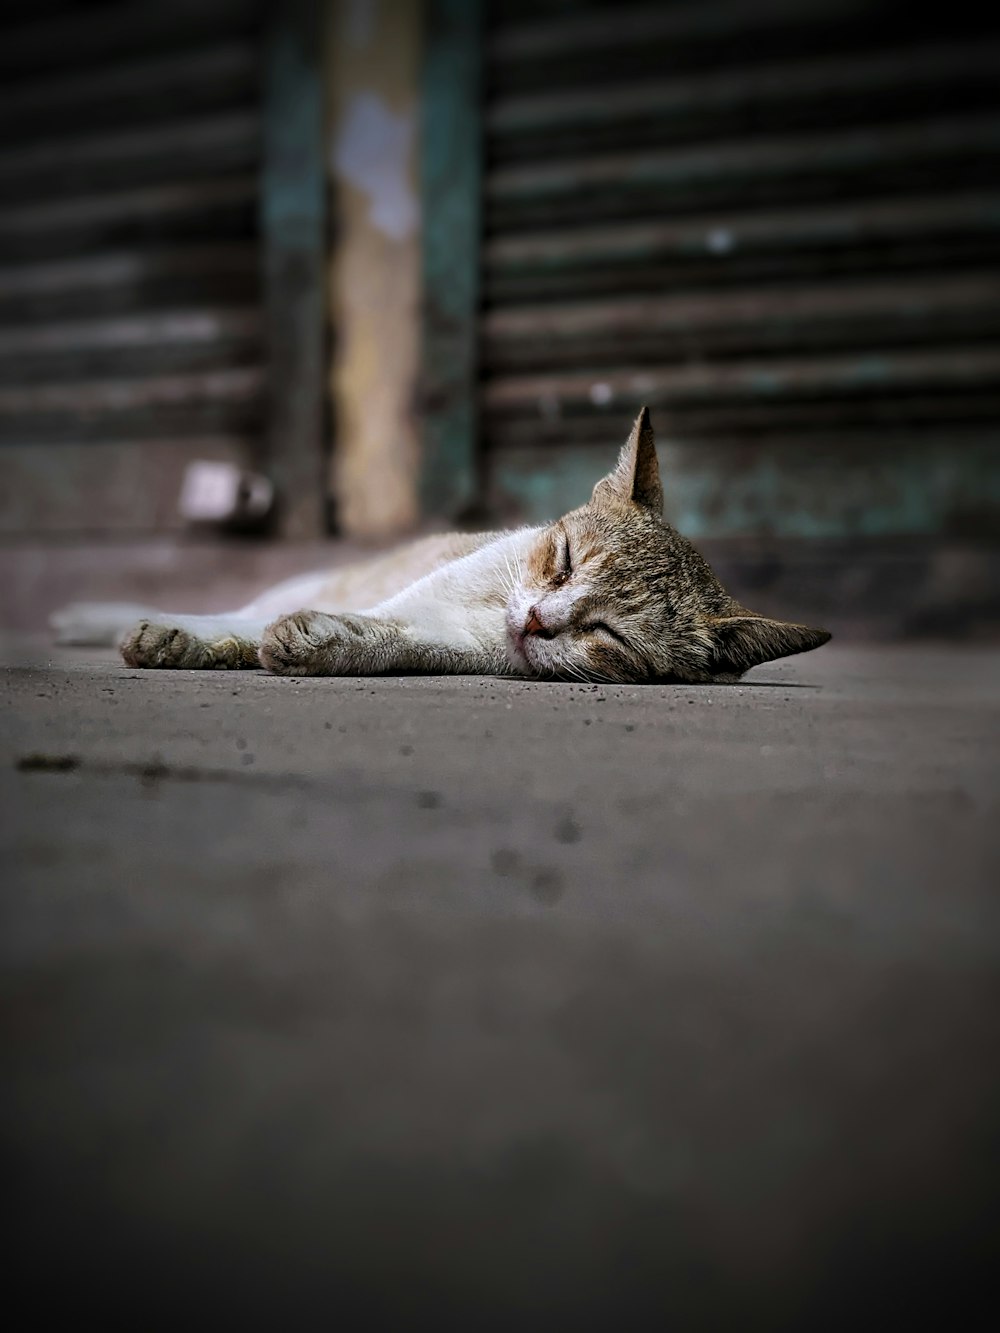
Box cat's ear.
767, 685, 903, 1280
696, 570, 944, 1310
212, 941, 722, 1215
592, 406, 663, 516
706, 613, 831, 675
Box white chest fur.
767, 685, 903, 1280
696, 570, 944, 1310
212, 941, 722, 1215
369, 527, 543, 649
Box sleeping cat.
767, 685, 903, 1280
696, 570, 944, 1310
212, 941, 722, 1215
53, 409, 830, 683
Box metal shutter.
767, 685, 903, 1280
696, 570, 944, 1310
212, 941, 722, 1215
480, 0, 1000, 538
0, 0, 264, 535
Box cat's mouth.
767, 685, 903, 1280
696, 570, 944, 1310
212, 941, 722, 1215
506, 603, 562, 676
505, 616, 538, 674
508, 625, 561, 680
506, 625, 529, 668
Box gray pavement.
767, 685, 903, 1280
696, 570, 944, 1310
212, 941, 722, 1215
2, 641, 998, 1328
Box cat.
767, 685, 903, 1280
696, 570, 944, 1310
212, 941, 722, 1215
53, 409, 830, 683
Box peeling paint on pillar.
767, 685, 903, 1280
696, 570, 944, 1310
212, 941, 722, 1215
327, 0, 424, 539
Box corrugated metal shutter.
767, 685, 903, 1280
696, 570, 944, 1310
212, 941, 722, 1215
0, 0, 265, 535
480, 0, 1000, 537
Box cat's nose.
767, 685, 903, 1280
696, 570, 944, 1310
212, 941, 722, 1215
524, 606, 553, 638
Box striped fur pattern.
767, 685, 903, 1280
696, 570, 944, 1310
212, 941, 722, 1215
56, 409, 830, 682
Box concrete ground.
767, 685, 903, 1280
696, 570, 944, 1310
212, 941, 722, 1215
2, 639, 998, 1328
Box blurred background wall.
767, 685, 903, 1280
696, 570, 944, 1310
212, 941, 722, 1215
1, 0, 998, 636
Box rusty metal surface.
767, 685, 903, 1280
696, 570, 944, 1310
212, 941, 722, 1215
482, 0, 1000, 539
0, 244, 259, 324
0, 308, 261, 355
0, 178, 259, 264
0, 111, 261, 205
0, 0, 262, 76
0, 43, 258, 145
486, 115, 1000, 230
483, 347, 1000, 414
485, 191, 1000, 304
0, 366, 263, 417
482, 272, 1000, 369
488, 41, 1000, 162
489, 0, 881, 70
0, 1, 269, 537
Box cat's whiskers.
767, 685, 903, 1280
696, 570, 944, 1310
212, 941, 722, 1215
79, 410, 830, 683
552, 657, 590, 685
499, 553, 519, 599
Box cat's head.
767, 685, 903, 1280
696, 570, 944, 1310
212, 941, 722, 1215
505, 408, 830, 683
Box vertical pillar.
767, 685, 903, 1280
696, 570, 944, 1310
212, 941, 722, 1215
419, 0, 484, 522
327, 0, 424, 538
262, 0, 328, 538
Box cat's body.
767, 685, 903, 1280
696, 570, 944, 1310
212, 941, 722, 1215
53, 410, 831, 683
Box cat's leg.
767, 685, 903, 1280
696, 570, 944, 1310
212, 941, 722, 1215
259, 610, 511, 677
261, 531, 534, 677
120, 616, 269, 669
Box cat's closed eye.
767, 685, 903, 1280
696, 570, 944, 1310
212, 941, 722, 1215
551, 531, 572, 586
582, 620, 629, 648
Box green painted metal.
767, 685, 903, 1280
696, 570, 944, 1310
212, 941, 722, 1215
419, 0, 484, 521
261, 0, 327, 538
487, 435, 1000, 540
481, 4, 1000, 547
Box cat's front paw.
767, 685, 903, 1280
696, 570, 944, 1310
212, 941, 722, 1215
260, 610, 339, 675
121, 620, 211, 669
260, 611, 382, 676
